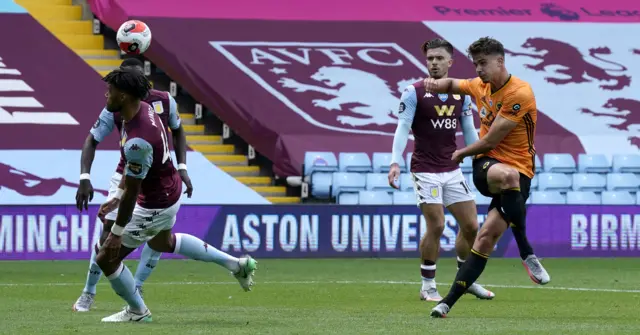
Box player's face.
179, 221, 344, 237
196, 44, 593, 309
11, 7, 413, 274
105, 84, 125, 112
426, 48, 453, 79
471, 53, 503, 83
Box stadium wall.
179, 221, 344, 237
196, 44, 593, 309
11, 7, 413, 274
0, 205, 638, 260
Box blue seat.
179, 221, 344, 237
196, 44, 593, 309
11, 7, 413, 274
359, 190, 393, 205
543, 153, 576, 173
612, 154, 640, 173
535, 155, 542, 173
393, 191, 416, 205
578, 154, 611, 173
531, 191, 566, 204
304, 151, 338, 175
406, 152, 413, 169
338, 192, 359, 205
637, 192, 640, 205
399, 173, 414, 192
572, 173, 606, 192
338, 152, 372, 173
530, 175, 538, 190
473, 192, 492, 205
606, 173, 640, 192
460, 157, 473, 174
310, 172, 332, 199
537, 173, 572, 192
366, 173, 394, 192
601, 191, 635, 205
331, 172, 366, 197
373, 152, 405, 173
566, 191, 601, 205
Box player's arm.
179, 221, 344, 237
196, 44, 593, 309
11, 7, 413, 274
167, 96, 187, 167
111, 138, 153, 233
460, 95, 479, 146
82, 108, 115, 176
390, 86, 417, 166
424, 77, 476, 95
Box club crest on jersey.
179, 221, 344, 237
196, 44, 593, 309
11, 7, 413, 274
438, 94, 448, 102
152, 101, 164, 114
452, 94, 461, 100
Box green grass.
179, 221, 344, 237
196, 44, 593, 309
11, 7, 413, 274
1, 258, 640, 334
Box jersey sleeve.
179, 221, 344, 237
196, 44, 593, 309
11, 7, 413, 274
123, 137, 154, 179
167, 95, 181, 130
460, 96, 479, 146
499, 85, 536, 123
457, 77, 481, 96
391, 85, 417, 165
89, 108, 116, 143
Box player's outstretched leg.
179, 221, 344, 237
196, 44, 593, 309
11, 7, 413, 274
133, 243, 163, 297
447, 200, 495, 300
147, 231, 257, 292
417, 203, 445, 302
431, 209, 505, 318
72, 243, 101, 312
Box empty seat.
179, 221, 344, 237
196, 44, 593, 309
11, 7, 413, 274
601, 191, 635, 205
578, 154, 611, 173
399, 173, 414, 192
566, 191, 601, 205
338, 152, 372, 172
606, 173, 640, 192
572, 173, 606, 192
537, 173, 572, 192
535, 155, 542, 173
543, 153, 576, 173
373, 152, 406, 173
359, 190, 393, 205
530, 175, 538, 190
531, 191, 566, 204
637, 192, 640, 205
612, 154, 640, 173
366, 173, 394, 191
473, 192, 492, 205
393, 191, 416, 205
310, 172, 333, 199
331, 172, 366, 197
338, 192, 359, 205
304, 151, 338, 175
460, 157, 473, 173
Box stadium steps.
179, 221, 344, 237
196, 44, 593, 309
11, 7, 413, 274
17, 0, 298, 203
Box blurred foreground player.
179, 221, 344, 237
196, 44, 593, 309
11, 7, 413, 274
73, 58, 193, 312
424, 37, 550, 318
95, 68, 256, 322
389, 39, 494, 302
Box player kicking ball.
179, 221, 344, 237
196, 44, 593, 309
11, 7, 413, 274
425, 37, 550, 318
73, 58, 193, 312
389, 39, 494, 302
95, 68, 256, 322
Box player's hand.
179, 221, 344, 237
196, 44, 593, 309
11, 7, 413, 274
451, 150, 465, 164
179, 170, 193, 198
423, 77, 442, 93
98, 198, 120, 223
76, 179, 94, 211
102, 233, 122, 262
388, 163, 401, 189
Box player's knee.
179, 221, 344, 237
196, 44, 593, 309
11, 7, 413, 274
425, 218, 445, 237
94, 251, 111, 271
495, 167, 520, 189
475, 226, 501, 249
458, 219, 478, 240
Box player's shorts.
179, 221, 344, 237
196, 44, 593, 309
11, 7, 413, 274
472, 156, 532, 218
104, 173, 123, 221
411, 168, 475, 207
121, 200, 181, 249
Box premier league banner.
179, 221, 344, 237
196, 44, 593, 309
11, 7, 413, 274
0, 205, 639, 260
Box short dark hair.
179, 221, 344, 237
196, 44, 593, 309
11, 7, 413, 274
421, 38, 454, 56
120, 58, 144, 69
467, 37, 505, 57
102, 68, 151, 100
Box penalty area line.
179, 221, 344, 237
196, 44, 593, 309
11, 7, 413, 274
0, 280, 638, 293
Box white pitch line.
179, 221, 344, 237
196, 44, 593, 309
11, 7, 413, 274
0, 280, 639, 293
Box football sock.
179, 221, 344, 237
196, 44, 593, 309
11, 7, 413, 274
83, 243, 102, 295
107, 263, 147, 314
420, 260, 436, 289
441, 249, 488, 308
501, 188, 534, 260
134, 244, 162, 288
173, 233, 240, 273
456, 256, 465, 270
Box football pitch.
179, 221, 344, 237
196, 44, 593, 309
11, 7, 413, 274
1, 258, 639, 334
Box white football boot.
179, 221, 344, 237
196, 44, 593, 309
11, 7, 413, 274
466, 283, 496, 300
234, 255, 258, 292
522, 254, 551, 285
430, 302, 450, 318
72, 292, 95, 312
101, 307, 152, 323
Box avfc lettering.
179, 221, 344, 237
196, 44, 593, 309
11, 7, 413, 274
431, 105, 457, 129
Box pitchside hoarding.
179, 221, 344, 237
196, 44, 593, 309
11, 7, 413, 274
0, 205, 638, 260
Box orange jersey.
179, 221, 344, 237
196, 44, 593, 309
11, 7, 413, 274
459, 76, 537, 178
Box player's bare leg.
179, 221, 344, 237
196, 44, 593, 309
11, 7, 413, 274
447, 200, 495, 300
418, 203, 444, 301
431, 209, 506, 318
487, 163, 550, 285
147, 230, 257, 292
